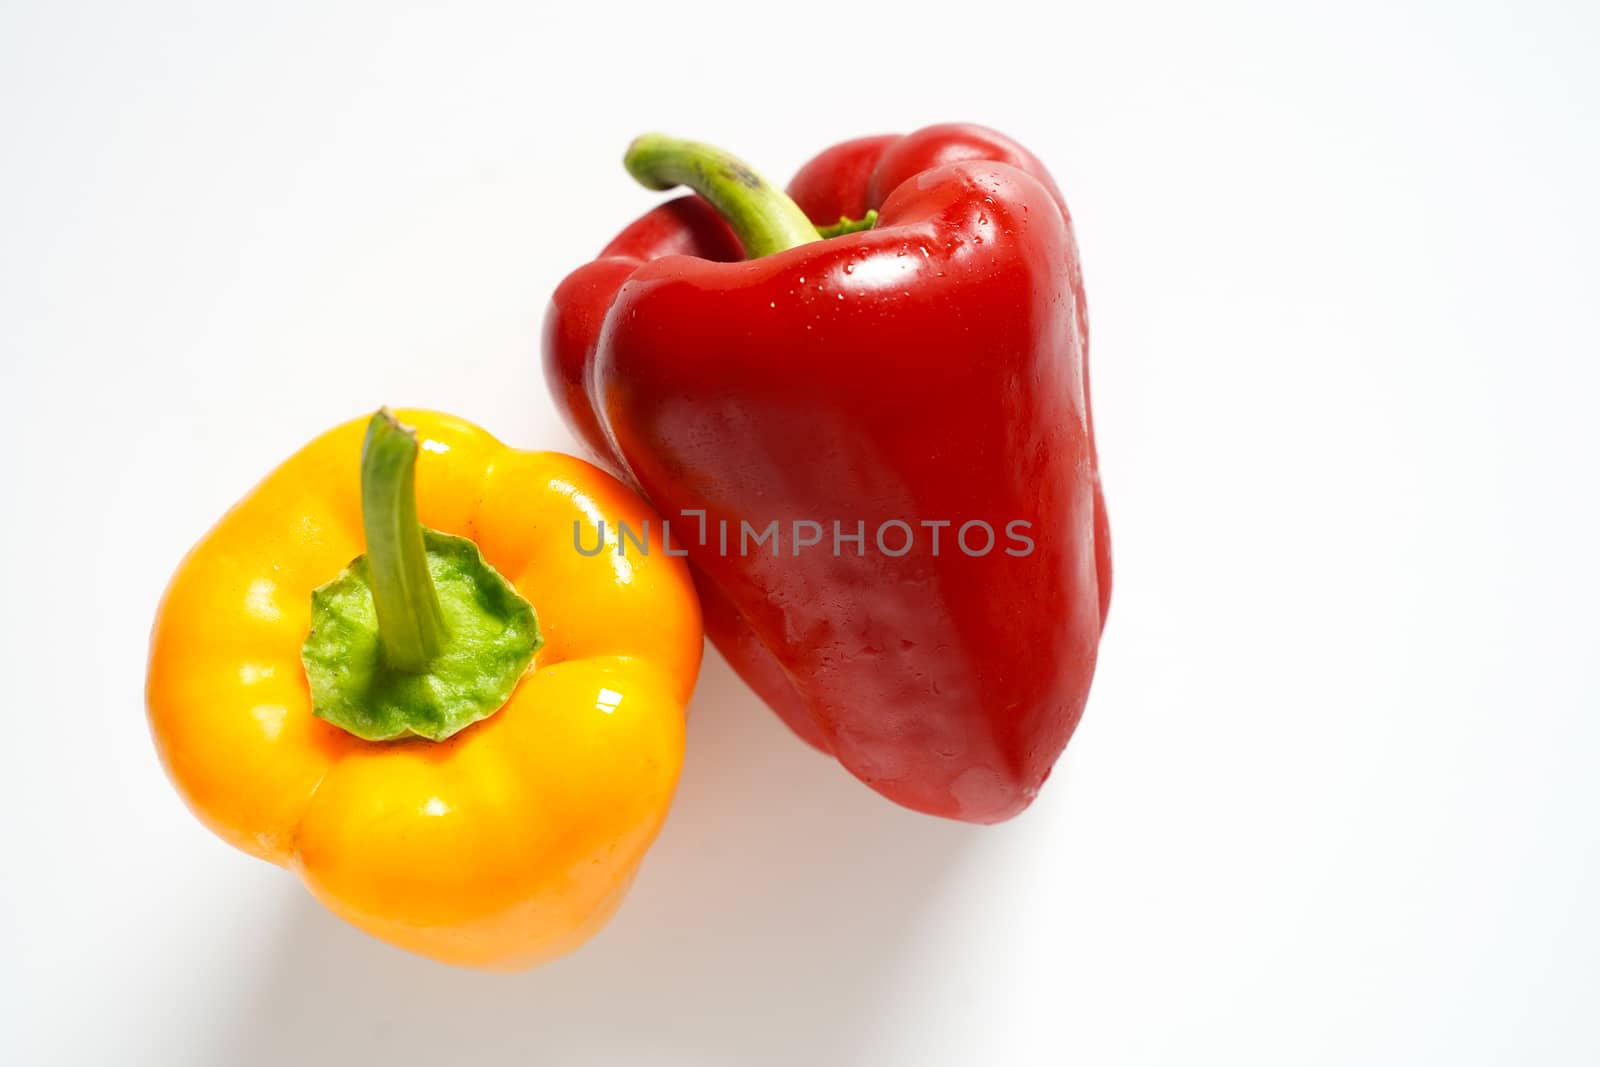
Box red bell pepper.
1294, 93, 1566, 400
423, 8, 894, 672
544, 125, 1110, 823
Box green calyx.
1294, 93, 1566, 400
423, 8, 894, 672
301, 411, 541, 742
624, 133, 830, 258
817, 210, 878, 239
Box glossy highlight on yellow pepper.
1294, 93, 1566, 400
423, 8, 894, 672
146, 410, 703, 970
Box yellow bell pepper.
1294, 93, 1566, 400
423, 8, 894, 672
146, 409, 702, 970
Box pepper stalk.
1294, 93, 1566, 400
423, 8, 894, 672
300, 410, 541, 742
625, 134, 875, 258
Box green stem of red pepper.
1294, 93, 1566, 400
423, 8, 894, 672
624, 134, 823, 258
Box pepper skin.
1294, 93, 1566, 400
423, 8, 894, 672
544, 126, 1110, 823
147, 411, 702, 969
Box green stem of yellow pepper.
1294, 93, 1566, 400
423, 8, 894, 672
303, 410, 542, 742
360, 410, 447, 673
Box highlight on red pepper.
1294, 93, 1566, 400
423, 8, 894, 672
544, 125, 1110, 824
147, 409, 703, 969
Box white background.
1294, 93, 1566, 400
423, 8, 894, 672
3, 1, 1597, 1063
